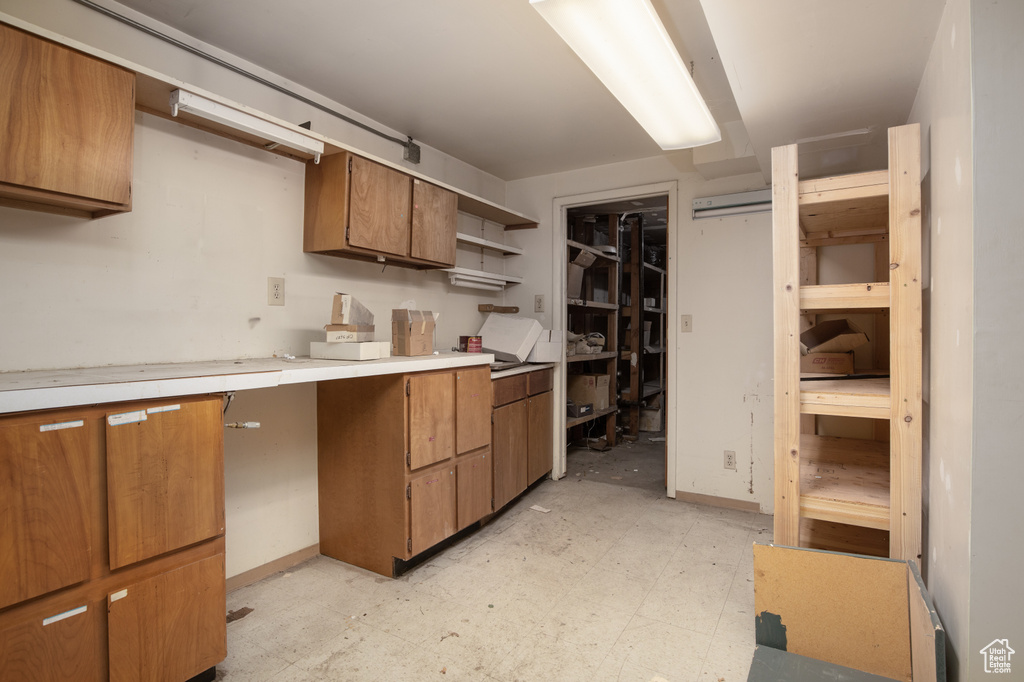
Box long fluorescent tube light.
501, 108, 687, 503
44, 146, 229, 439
169, 89, 324, 163
531, 0, 720, 150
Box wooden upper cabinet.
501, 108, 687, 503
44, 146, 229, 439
411, 178, 458, 264
408, 372, 455, 471
0, 412, 97, 610
456, 367, 492, 454
304, 151, 456, 268
105, 397, 224, 569
0, 22, 134, 218
349, 154, 412, 257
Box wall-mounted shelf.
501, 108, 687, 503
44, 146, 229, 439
455, 232, 524, 256
442, 266, 522, 291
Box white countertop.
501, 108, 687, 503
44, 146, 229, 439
0, 352, 494, 414
489, 362, 557, 380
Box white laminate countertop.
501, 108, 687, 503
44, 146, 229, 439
0, 352, 495, 415
489, 362, 557, 380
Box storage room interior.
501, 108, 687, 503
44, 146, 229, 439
0, 0, 1020, 680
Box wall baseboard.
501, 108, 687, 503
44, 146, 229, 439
674, 491, 761, 513
226, 544, 320, 593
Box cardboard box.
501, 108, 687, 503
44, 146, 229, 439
567, 402, 593, 419
800, 318, 868, 354
639, 407, 663, 432
392, 309, 435, 356
478, 313, 542, 362
310, 341, 391, 361
566, 250, 597, 299
324, 324, 375, 343
749, 544, 944, 682
567, 373, 609, 411
527, 330, 563, 363
800, 351, 854, 375
331, 294, 374, 326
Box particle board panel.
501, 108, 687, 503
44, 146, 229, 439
886, 124, 923, 564
753, 544, 911, 681
800, 283, 889, 311
799, 435, 890, 530
772, 143, 802, 547
105, 396, 224, 570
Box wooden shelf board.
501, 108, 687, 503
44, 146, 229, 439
455, 232, 524, 256
443, 266, 523, 285
566, 405, 617, 429
643, 307, 665, 314
799, 434, 890, 530
643, 346, 665, 355
800, 377, 890, 418
798, 170, 889, 236
567, 351, 617, 363
642, 383, 664, 399
567, 299, 618, 310
800, 282, 889, 311
566, 239, 620, 263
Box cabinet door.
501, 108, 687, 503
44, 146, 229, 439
456, 367, 492, 454
457, 450, 492, 531
408, 468, 456, 556
410, 178, 457, 265
106, 398, 224, 569
108, 552, 226, 682
408, 373, 455, 470
0, 413, 96, 610
348, 155, 411, 257
0, 597, 103, 682
0, 23, 133, 207
527, 391, 553, 485
492, 400, 528, 510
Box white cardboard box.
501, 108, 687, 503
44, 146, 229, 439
527, 330, 563, 363
310, 341, 391, 361
478, 313, 542, 362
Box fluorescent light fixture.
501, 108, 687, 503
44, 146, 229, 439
531, 0, 720, 150
169, 89, 324, 163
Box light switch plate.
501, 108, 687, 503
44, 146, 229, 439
680, 314, 692, 333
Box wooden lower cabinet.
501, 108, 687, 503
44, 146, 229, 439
491, 368, 554, 510
317, 366, 492, 576
0, 396, 226, 682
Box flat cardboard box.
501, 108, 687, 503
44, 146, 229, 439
478, 313, 542, 362
528, 330, 563, 363
392, 309, 435, 356
800, 351, 854, 375
567, 373, 609, 411
800, 318, 869, 354
331, 294, 374, 326
567, 250, 597, 299
749, 544, 945, 682
324, 324, 375, 343
310, 341, 391, 361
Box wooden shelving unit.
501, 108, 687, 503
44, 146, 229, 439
618, 215, 667, 436
772, 123, 922, 562
565, 214, 620, 445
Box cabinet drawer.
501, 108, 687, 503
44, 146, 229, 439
105, 397, 225, 569
492, 374, 528, 407
527, 368, 554, 396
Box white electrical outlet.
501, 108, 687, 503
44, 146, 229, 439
535, 294, 545, 313
680, 314, 692, 333
268, 277, 285, 306
724, 450, 737, 470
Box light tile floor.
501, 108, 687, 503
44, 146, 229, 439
219, 443, 772, 682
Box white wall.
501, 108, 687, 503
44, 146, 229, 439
907, 0, 975, 677
0, 2, 517, 578
507, 156, 775, 510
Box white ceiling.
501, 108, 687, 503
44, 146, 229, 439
108, 0, 944, 182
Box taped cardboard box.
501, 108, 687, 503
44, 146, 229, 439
331, 293, 374, 326
800, 318, 868, 354
567, 250, 597, 299
800, 351, 854, 375
478, 313, 542, 362
749, 544, 945, 682
567, 373, 609, 411
324, 324, 375, 343
392, 309, 435, 356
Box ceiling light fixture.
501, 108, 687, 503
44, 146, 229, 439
531, 0, 720, 150
169, 89, 324, 163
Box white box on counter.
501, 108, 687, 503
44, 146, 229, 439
478, 313, 542, 362
527, 330, 563, 363
310, 341, 391, 361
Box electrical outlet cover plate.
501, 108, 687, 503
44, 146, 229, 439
724, 450, 737, 470
268, 277, 285, 306
535, 294, 545, 313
